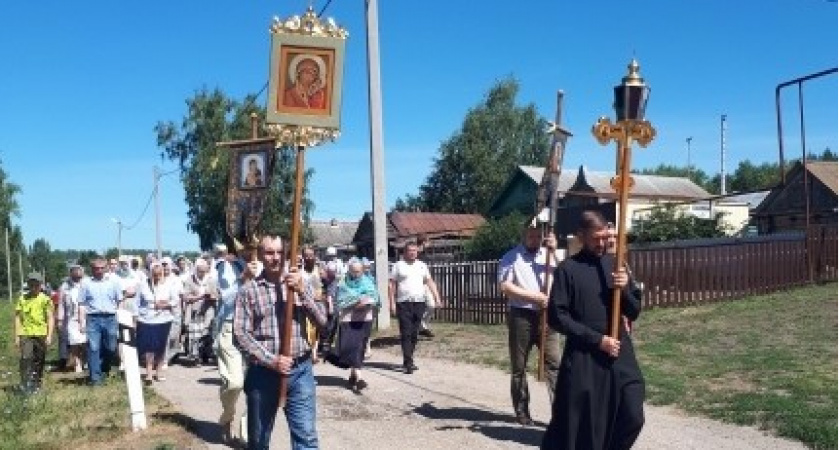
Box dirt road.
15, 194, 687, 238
152, 348, 805, 450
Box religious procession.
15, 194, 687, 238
5, 2, 836, 450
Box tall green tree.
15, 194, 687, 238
155, 88, 314, 250
28, 238, 66, 288
0, 160, 25, 298
396, 78, 551, 214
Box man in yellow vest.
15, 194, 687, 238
15, 272, 54, 394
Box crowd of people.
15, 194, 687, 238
13, 209, 645, 449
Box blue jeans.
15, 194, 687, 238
244, 360, 318, 450
86, 314, 118, 384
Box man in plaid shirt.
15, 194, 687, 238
234, 235, 327, 450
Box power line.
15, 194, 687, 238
123, 167, 179, 231
123, 190, 154, 231
318, 0, 334, 17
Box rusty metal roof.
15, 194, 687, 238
807, 161, 838, 195
388, 212, 486, 239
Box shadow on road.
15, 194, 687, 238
412, 402, 543, 446
370, 336, 401, 349
361, 361, 405, 373
197, 377, 223, 386
315, 374, 351, 388
154, 411, 225, 446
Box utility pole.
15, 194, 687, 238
686, 137, 693, 172
153, 166, 162, 259
111, 218, 123, 258
366, 0, 390, 329
5, 227, 11, 301
720, 114, 727, 194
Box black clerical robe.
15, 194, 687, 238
541, 250, 645, 450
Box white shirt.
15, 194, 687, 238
390, 259, 431, 303
498, 244, 565, 311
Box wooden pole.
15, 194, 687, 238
279, 144, 306, 408
610, 131, 632, 339
537, 91, 567, 382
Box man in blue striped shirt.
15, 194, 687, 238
79, 257, 124, 386
234, 235, 327, 450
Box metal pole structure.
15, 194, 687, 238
720, 115, 727, 195
799, 83, 813, 283
366, 0, 390, 329
775, 68, 837, 185
154, 166, 162, 259
5, 227, 11, 301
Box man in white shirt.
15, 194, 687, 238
388, 241, 441, 374
498, 223, 564, 426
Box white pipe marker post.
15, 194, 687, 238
117, 308, 147, 431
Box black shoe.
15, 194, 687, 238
515, 414, 534, 426
348, 374, 358, 389
410, 364, 419, 371
419, 329, 434, 338
355, 378, 368, 391
404, 366, 414, 374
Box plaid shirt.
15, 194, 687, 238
233, 274, 327, 368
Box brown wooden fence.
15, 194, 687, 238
429, 226, 838, 325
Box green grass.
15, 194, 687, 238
0, 301, 198, 449
375, 283, 838, 449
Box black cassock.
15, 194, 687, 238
541, 250, 645, 450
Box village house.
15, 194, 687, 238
309, 218, 359, 260
489, 165, 751, 238
353, 211, 485, 262
752, 161, 838, 234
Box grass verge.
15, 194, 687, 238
0, 301, 200, 450
373, 283, 838, 449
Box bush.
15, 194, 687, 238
629, 204, 731, 243
464, 212, 527, 261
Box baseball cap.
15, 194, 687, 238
27, 272, 43, 283
161, 256, 174, 266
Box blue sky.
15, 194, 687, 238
0, 1, 836, 252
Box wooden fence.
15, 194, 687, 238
429, 226, 838, 325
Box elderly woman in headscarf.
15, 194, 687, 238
331, 258, 380, 393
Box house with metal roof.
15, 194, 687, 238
488, 164, 742, 238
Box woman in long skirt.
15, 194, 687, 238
136, 263, 179, 384
333, 259, 379, 393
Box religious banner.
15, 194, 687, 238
265, 7, 348, 147
223, 137, 278, 246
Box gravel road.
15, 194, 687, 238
153, 350, 806, 450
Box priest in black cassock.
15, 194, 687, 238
541, 210, 645, 450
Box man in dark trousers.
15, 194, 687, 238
542, 210, 644, 450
